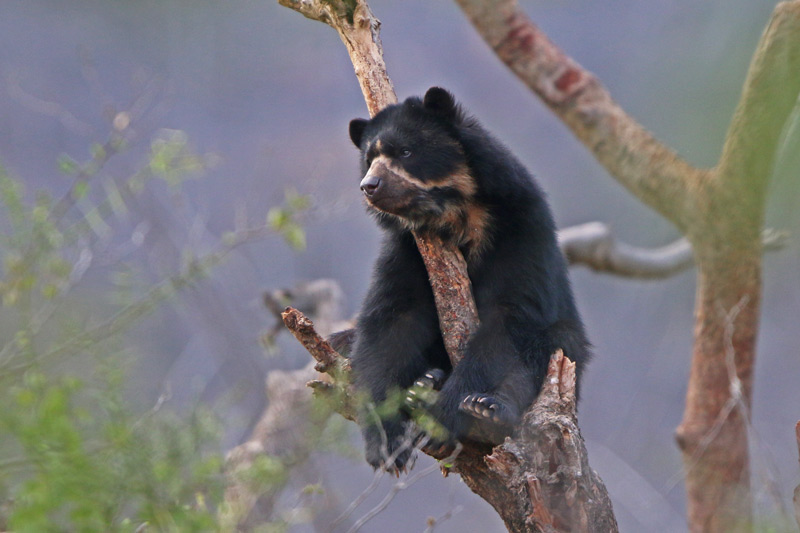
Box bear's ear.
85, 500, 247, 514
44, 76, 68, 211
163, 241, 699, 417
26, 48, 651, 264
423, 87, 457, 119
349, 118, 369, 148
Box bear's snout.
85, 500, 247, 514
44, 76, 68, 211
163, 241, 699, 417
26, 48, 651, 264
360, 174, 382, 197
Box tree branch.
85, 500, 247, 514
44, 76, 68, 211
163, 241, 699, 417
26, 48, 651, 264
282, 306, 351, 376
412, 234, 478, 365
477, 351, 617, 532
714, 1, 800, 207
559, 223, 788, 279
674, 5, 800, 531
452, 0, 706, 232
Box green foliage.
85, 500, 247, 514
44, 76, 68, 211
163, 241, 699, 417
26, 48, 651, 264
267, 188, 310, 251
233, 454, 289, 496
0, 125, 310, 529
0, 171, 67, 308
146, 129, 208, 190
0, 150, 233, 530
1, 370, 225, 532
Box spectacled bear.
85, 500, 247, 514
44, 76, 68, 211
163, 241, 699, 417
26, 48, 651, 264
346, 87, 590, 473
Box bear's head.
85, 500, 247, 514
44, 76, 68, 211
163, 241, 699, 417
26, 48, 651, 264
349, 87, 488, 251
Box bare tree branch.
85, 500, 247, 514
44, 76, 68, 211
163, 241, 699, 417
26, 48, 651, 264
221, 280, 352, 530
674, 5, 800, 531
452, 0, 706, 232
469, 351, 618, 532
559, 223, 788, 279
282, 307, 351, 376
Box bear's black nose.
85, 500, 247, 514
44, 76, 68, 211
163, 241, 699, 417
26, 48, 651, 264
360, 175, 381, 197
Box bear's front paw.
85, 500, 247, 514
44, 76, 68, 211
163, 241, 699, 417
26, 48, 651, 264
459, 393, 520, 426
405, 368, 446, 411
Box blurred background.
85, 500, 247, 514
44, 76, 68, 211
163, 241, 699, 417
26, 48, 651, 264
1, 0, 798, 531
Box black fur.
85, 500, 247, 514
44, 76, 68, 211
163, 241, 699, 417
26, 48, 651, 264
348, 87, 590, 472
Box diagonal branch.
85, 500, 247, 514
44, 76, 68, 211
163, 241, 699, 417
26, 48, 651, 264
280, 0, 477, 367
452, 0, 707, 232
281, 307, 350, 375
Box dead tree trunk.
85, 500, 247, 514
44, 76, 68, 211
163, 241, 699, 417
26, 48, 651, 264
278, 1, 618, 531
281, 308, 617, 533
453, 1, 800, 531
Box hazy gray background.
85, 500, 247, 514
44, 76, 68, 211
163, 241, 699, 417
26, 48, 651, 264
2, 1, 798, 531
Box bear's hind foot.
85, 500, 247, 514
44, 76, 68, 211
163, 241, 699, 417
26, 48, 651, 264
459, 393, 520, 426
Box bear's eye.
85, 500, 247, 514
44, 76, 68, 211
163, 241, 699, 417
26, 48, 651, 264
399, 148, 412, 158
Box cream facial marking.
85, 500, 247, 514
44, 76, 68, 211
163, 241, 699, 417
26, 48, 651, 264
366, 155, 476, 197
362, 153, 490, 258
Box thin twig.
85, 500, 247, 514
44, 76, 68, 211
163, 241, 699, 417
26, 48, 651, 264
423, 501, 463, 533
1, 221, 277, 372
328, 422, 422, 532
346, 444, 463, 533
